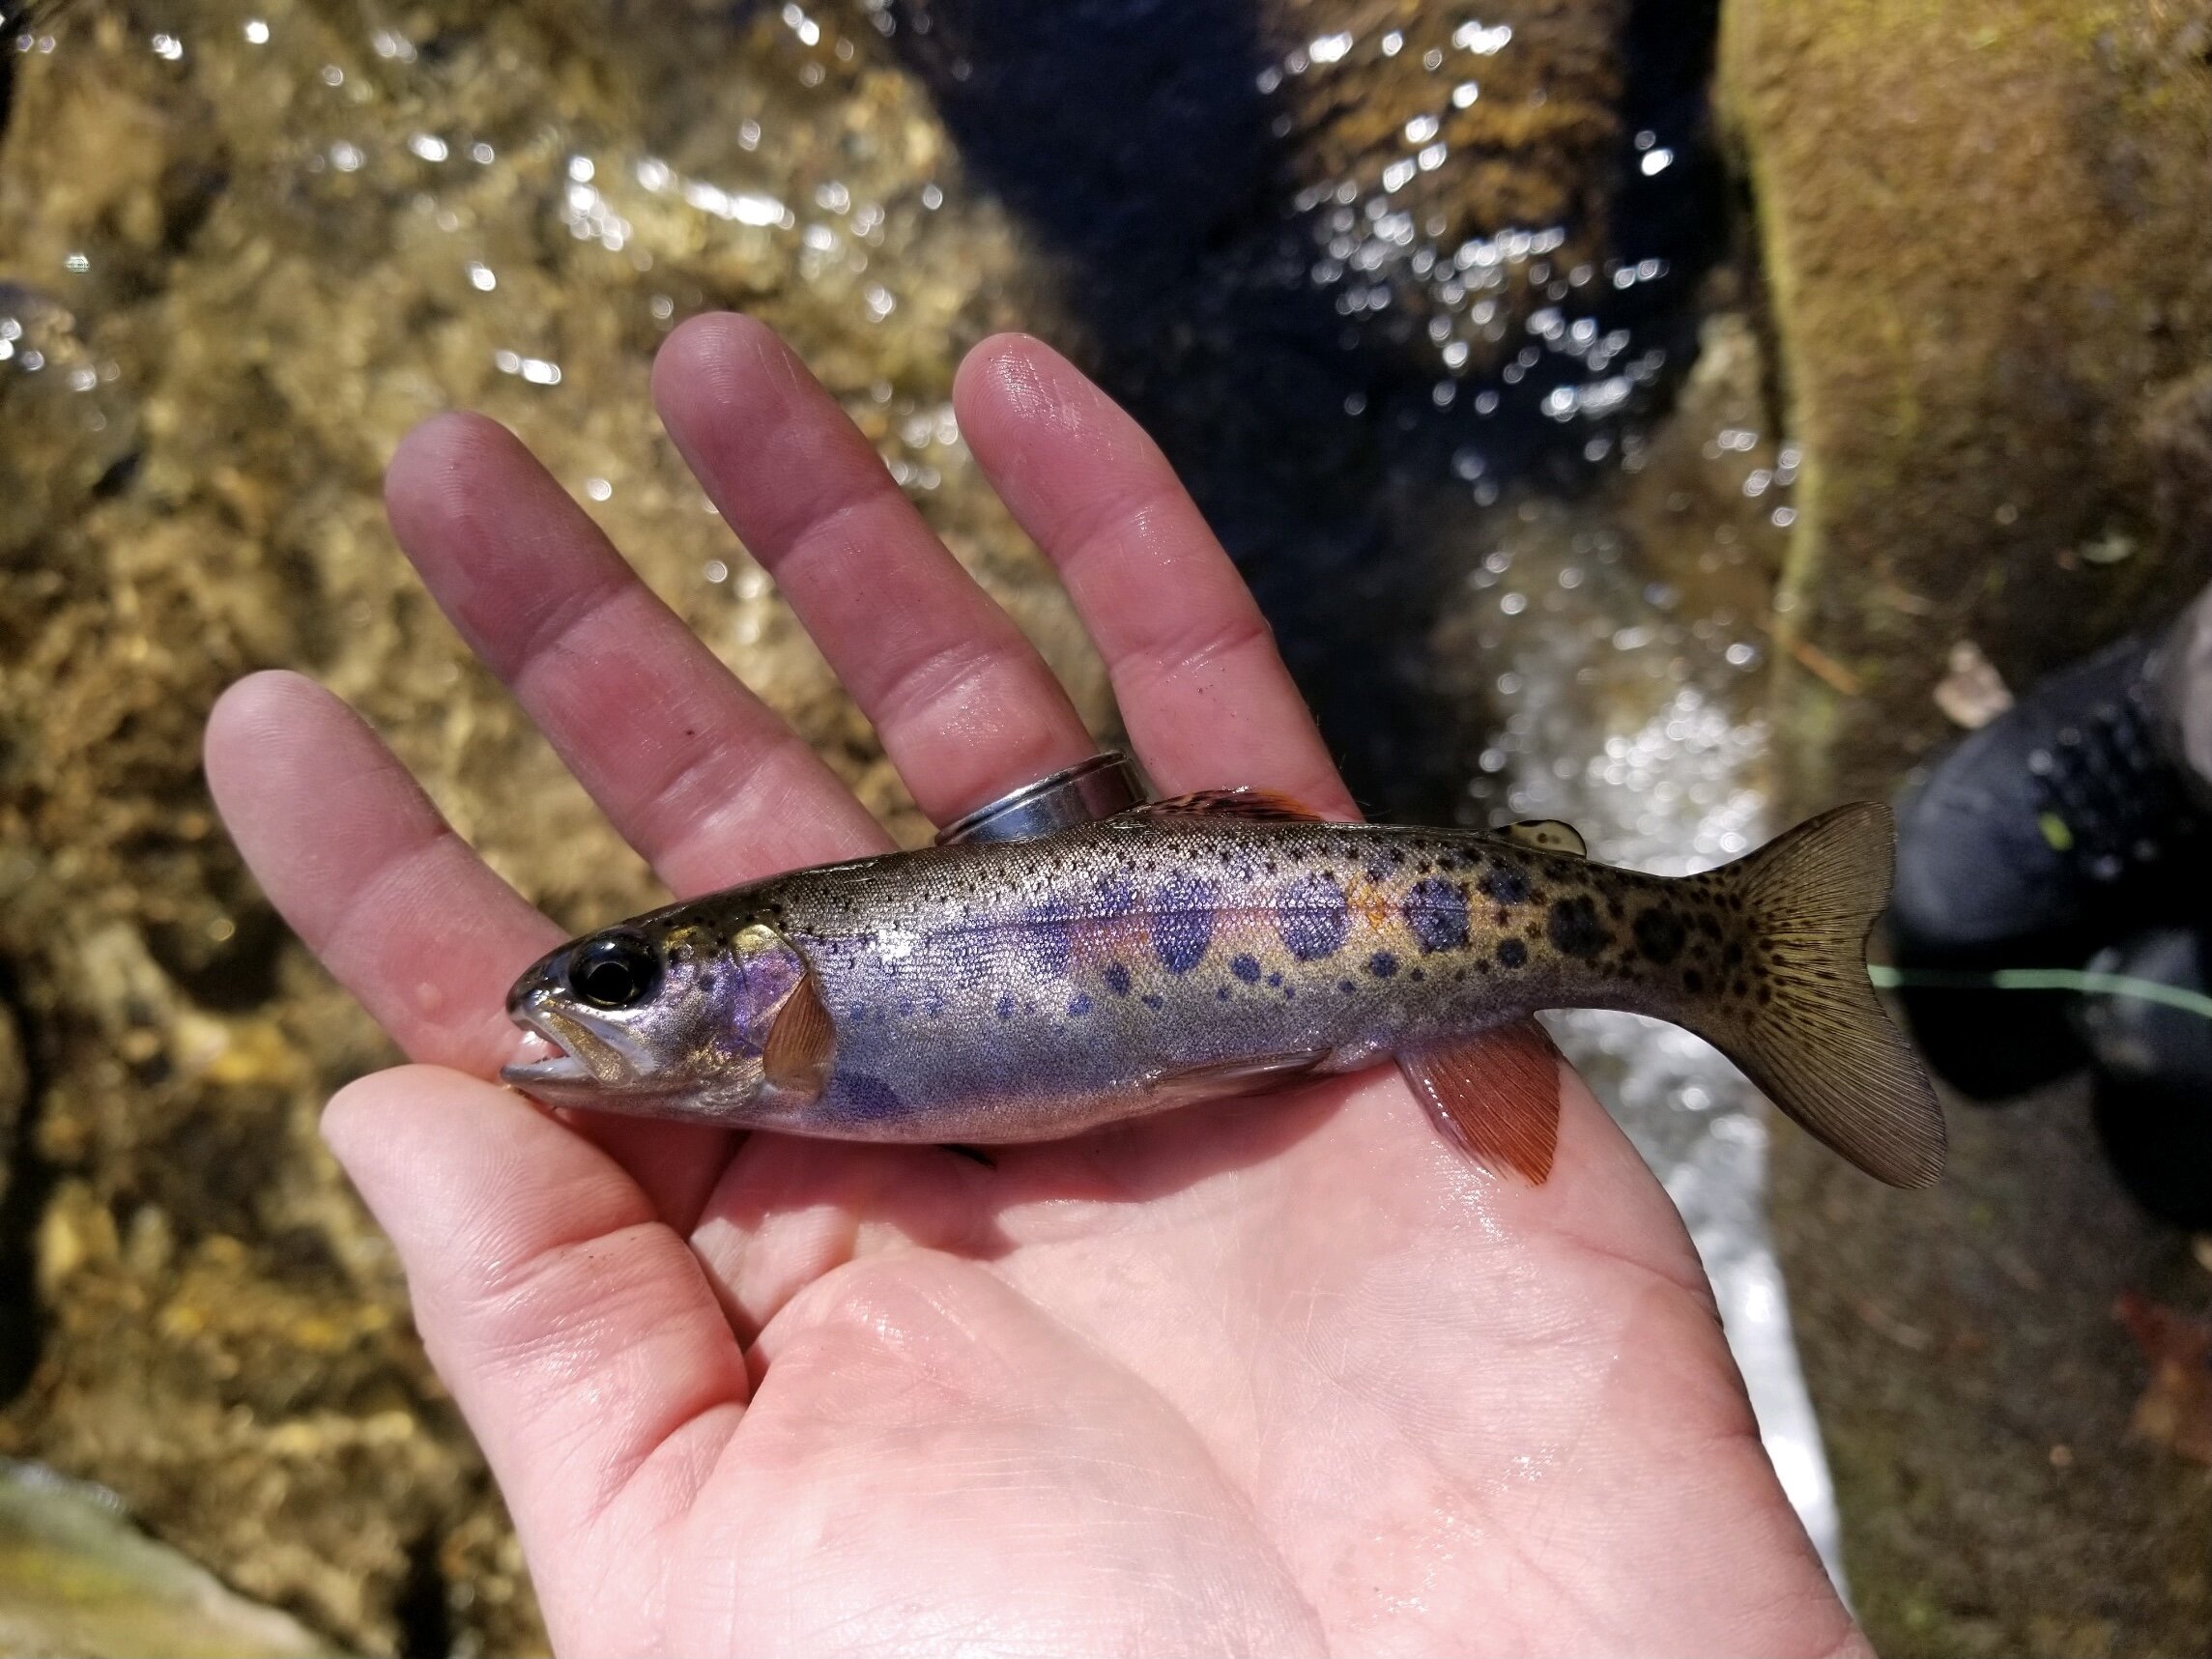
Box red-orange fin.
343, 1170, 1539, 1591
1133, 787, 1327, 823
763, 972, 835, 1100
1398, 1018, 1564, 1184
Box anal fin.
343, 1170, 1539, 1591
1399, 1018, 1564, 1184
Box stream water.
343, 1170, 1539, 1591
0, 0, 1853, 1644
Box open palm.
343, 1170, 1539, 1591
205, 317, 1862, 1657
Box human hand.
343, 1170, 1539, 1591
206, 316, 1864, 1657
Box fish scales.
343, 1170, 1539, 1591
738, 819, 1681, 1138
501, 797, 1945, 1187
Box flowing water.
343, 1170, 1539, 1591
0, 0, 1853, 1645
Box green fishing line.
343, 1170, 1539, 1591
1868, 963, 2212, 1022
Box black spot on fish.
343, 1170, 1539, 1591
1683, 968, 1705, 993
1104, 961, 1133, 997
1142, 993, 1163, 1010
1231, 953, 1262, 983
1338, 979, 1357, 994
1546, 895, 1609, 959
1217, 986, 1232, 1000
1722, 941, 1744, 968
1368, 951, 1398, 978
1068, 992, 1092, 1016
1479, 865, 1531, 905
1410, 967, 1424, 982
1633, 908, 1688, 966
1498, 938, 1529, 969
1402, 876, 1470, 952
1278, 872, 1350, 960
1266, 971, 1283, 987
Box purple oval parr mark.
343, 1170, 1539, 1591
833, 1073, 905, 1121
1018, 896, 1080, 977
1104, 961, 1133, 997
1150, 872, 1219, 974
1403, 876, 1469, 952
1231, 953, 1262, 983
1093, 872, 1138, 914
1277, 872, 1349, 960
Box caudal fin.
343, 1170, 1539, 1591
1697, 803, 1946, 1187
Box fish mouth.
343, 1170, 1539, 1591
501, 1010, 595, 1089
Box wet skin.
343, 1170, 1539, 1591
206, 316, 1869, 1657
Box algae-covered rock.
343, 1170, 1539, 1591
0, 1459, 332, 1658
1255, 0, 1628, 378
0, 2, 1104, 1651
1720, 0, 2212, 807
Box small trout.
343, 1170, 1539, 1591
503, 792, 1945, 1187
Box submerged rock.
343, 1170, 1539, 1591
0, 1459, 330, 1658
0, 2, 1103, 1651
1720, 0, 2212, 807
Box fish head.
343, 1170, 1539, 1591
501, 914, 814, 1116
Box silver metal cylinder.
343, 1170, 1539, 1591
935, 751, 1147, 846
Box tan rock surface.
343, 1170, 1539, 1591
1720, 0, 2212, 807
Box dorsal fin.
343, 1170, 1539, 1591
1131, 787, 1327, 823
1399, 1018, 1564, 1183
1502, 818, 1587, 856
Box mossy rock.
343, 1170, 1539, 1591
1720, 0, 2212, 807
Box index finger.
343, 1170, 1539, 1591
952, 335, 1359, 819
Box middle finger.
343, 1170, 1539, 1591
652, 313, 1103, 827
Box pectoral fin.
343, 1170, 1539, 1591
1398, 1018, 1565, 1183
762, 971, 836, 1100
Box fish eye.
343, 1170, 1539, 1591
569, 935, 661, 1010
